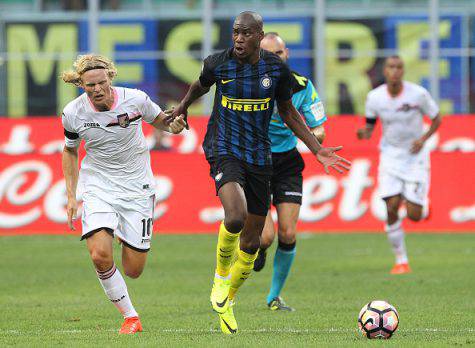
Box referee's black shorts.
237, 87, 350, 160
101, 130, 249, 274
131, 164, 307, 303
271, 147, 305, 206
208, 156, 272, 216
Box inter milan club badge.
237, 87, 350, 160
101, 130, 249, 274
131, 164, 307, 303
261, 76, 272, 89
117, 113, 130, 128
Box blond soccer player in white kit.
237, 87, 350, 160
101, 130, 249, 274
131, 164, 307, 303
357, 55, 441, 274
61, 54, 186, 334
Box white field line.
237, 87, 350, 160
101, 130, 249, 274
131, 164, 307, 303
1, 328, 474, 335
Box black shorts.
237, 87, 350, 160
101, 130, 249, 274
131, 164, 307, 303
271, 148, 305, 205
209, 156, 272, 216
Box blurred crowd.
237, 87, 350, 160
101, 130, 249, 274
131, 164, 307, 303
41, 0, 200, 11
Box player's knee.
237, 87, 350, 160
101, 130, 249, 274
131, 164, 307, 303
278, 239, 296, 252
260, 230, 274, 249
278, 225, 296, 244
224, 211, 247, 233
387, 214, 399, 225
241, 241, 260, 255
90, 248, 113, 271
124, 267, 143, 279
407, 208, 423, 222
240, 235, 260, 254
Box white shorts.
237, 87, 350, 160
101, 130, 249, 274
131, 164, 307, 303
81, 192, 155, 252
378, 170, 429, 206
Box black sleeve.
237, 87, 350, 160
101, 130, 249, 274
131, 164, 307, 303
275, 62, 293, 101
199, 55, 217, 88
64, 128, 79, 140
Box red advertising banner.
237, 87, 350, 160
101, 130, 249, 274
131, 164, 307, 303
0, 116, 474, 235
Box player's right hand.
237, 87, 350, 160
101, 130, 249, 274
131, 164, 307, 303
356, 128, 371, 140
66, 198, 78, 231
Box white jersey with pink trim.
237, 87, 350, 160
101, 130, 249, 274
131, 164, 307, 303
365, 81, 439, 180
62, 87, 161, 198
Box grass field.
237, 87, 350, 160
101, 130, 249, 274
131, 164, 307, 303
1, 233, 474, 347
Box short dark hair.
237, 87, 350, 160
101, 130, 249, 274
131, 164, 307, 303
235, 11, 263, 31
385, 55, 403, 65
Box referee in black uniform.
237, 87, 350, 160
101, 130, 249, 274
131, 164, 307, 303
170, 11, 351, 335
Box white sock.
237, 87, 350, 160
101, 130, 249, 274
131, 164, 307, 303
97, 264, 138, 318
385, 220, 408, 264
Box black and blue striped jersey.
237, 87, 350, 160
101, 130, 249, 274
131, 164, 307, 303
199, 48, 293, 166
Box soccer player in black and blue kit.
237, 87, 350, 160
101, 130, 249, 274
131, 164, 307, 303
170, 11, 350, 335
254, 32, 327, 312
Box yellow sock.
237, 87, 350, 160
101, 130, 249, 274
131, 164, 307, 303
231, 242, 240, 264
215, 221, 240, 278
229, 249, 258, 301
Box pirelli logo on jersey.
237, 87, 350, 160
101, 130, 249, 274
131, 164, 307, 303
221, 95, 271, 112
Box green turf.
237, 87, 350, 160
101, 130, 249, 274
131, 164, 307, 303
0, 233, 474, 347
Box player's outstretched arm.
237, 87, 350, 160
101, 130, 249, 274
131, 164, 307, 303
277, 99, 351, 174
151, 111, 187, 134
171, 80, 210, 129
62, 146, 79, 231
411, 114, 442, 153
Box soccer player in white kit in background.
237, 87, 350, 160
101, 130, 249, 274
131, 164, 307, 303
357, 55, 441, 274
61, 54, 186, 334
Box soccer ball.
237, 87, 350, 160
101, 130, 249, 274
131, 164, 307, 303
357, 300, 399, 339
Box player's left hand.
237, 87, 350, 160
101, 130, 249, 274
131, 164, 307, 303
169, 115, 187, 134
316, 146, 351, 174
411, 138, 425, 154
166, 103, 189, 130
66, 198, 78, 231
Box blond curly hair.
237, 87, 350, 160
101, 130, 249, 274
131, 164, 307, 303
61, 54, 117, 86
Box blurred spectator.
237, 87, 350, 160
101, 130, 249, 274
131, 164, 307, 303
103, 0, 120, 10
187, 0, 198, 9
58, 0, 120, 10
60, 0, 86, 10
